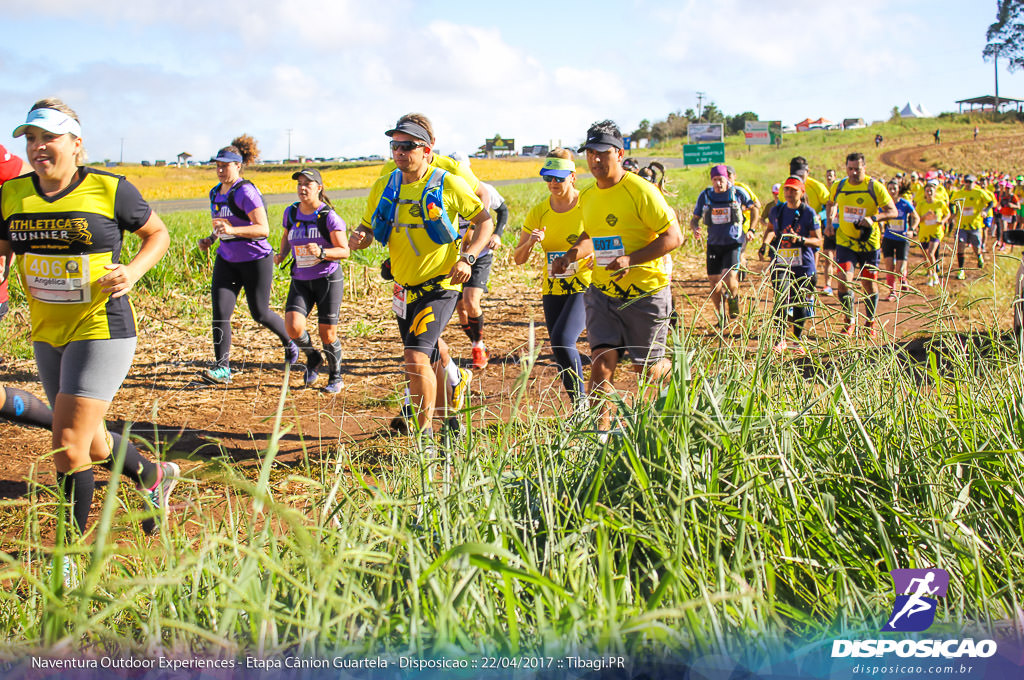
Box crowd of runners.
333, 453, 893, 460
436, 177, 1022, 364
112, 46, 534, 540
2, 100, 1023, 550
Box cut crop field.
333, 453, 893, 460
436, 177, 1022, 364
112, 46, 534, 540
1, 120, 1023, 663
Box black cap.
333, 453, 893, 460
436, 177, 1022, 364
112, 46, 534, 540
579, 129, 624, 152
292, 168, 323, 184
385, 119, 432, 145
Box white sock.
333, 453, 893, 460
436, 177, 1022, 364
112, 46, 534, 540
445, 359, 460, 387
403, 387, 411, 406
471, 341, 482, 349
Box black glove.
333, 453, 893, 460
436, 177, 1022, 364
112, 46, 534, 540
856, 218, 873, 242
380, 258, 393, 281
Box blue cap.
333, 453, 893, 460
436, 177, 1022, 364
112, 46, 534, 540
213, 150, 243, 163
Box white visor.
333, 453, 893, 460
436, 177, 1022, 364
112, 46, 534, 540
12, 108, 82, 139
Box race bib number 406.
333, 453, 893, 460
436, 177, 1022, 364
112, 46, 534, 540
24, 254, 91, 304
593, 236, 624, 267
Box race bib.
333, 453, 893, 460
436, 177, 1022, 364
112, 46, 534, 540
293, 243, 321, 269
547, 251, 578, 279
962, 207, 975, 217
924, 217, 938, 226
391, 283, 407, 319
888, 219, 906, 234
775, 247, 800, 267
842, 206, 866, 224
710, 207, 732, 225
593, 235, 625, 267
23, 254, 91, 304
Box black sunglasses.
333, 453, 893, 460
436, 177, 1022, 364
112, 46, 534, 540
543, 175, 566, 184
390, 140, 427, 152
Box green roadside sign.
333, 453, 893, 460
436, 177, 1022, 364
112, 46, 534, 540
683, 142, 725, 166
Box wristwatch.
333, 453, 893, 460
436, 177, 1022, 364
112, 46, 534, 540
460, 252, 477, 266
318, 244, 327, 261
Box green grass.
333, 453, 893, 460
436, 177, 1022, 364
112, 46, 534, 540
2, 312, 1022, 658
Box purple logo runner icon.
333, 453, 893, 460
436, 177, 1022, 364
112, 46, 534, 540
882, 568, 950, 632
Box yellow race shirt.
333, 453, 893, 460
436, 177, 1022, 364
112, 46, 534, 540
0, 168, 152, 346
828, 176, 894, 251
914, 184, 949, 207
949, 188, 991, 230
916, 199, 950, 241
735, 181, 760, 230
579, 172, 676, 298
523, 197, 592, 296
360, 168, 483, 292
803, 176, 829, 213
380, 154, 480, 193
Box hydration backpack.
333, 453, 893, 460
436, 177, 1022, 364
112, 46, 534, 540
370, 169, 459, 247
283, 202, 332, 242
209, 179, 267, 241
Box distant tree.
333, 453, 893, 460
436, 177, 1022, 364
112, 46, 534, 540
700, 102, 725, 123
984, 0, 1024, 71
890, 106, 902, 121
651, 111, 689, 142
683, 108, 698, 122
231, 133, 261, 164
726, 111, 759, 135
631, 119, 652, 143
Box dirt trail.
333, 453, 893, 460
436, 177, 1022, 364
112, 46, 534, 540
879, 132, 1024, 174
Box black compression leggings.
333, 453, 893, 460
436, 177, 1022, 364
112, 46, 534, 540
211, 254, 291, 368
542, 293, 586, 404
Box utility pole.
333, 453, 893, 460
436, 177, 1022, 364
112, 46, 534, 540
119, 138, 124, 164
287, 129, 293, 162
696, 92, 706, 121
994, 47, 1001, 119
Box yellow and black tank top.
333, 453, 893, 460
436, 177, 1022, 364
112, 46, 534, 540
0, 167, 153, 345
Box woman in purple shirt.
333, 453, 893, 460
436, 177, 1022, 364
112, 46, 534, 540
273, 169, 349, 393
197, 144, 298, 384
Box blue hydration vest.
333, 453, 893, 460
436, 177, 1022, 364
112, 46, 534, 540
701, 187, 744, 246
370, 169, 459, 247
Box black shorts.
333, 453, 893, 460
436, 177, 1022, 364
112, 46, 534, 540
706, 243, 742, 276
835, 244, 881, 275
881, 237, 910, 261
460, 252, 494, 293
823, 233, 837, 250
396, 287, 459, 363
285, 268, 344, 325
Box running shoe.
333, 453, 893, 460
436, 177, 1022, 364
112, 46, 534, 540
471, 345, 489, 370
390, 403, 415, 435
451, 367, 472, 411
322, 375, 344, 394
956, 269, 966, 280
772, 340, 788, 354
887, 293, 897, 302
841, 324, 856, 337
304, 352, 323, 387
142, 461, 180, 535
866, 327, 878, 341
727, 296, 740, 319
977, 254, 985, 267
285, 342, 301, 366
823, 286, 833, 296
200, 366, 232, 384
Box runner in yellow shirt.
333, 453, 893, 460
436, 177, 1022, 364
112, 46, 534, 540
551, 120, 682, 429
825, 152, 898, 338
916, 180, 951, 286
949, 174, 993, 280
513, 149, 592, 409
349, 114, 493, 442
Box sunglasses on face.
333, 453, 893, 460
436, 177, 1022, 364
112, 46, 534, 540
543, 176, 566, 184
390, 140, 427, 152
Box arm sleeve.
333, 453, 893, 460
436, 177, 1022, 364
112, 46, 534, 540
114, 178, 154, 232
493, 202, 509, 236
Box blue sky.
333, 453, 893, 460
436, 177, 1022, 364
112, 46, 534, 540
1, 0, 1020, 163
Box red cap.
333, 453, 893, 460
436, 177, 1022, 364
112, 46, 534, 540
783, 176, 804, 192
0, 144, 24, 184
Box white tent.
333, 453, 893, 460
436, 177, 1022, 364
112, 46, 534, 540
899, 102, 932, 118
